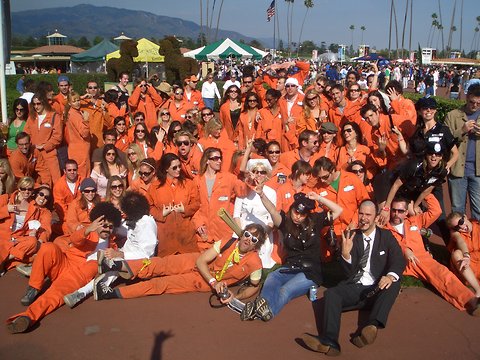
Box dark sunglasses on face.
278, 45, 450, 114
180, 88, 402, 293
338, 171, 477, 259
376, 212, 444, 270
66, 168, 78, 172
111, 184, 124, 190
139, 171, 153, 177
20, 187, 33, 191
285, 84, 296, 88
135, 117, 144, 122
343, 128, 353, 133
202, 112, 213, 117
351, 168, 365, 174
306, 97, 318, 101
102, 224, 114, 229
186, 115, 193, 119
316, 82, 325, 88
161, 112, 170, 116
252, 170, 267, 175
208, 156, 222, 162
127, 152, 136, 157
135, 129, 146, 133
268, 150, 281, 155
16, 107, 25, 112
171, 165, 181, 171
350, 88, 360, 92
319, 173, 331, 181
243, 230, 259, 244
454, 215, 466, 231
247, 99, 257, 102
175, 92, 184, 95
88, 86, 98, 89
176, 140, 191, 147
37, 191, 50, 198
391, 208, 407, 214
82, 189, 96, 194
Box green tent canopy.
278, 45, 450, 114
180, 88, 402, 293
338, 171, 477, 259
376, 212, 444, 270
194, 38, 267, 61
71, 39, 119, 62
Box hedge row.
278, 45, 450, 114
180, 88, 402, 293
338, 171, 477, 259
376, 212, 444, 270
403, 92, 465, 123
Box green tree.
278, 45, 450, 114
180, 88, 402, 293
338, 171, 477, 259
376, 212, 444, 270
349, 24, 355, 49
249, 40, 264, 49
297, 0, 314, 57
23, 36, 37, 48
319, 41, 327, 53
77, 36, 91, 49
328, 43, 339, 53
93, 36, 103, 45
67, 38, 78, 47
299, 40, 316, 55
360, 26, 366, 44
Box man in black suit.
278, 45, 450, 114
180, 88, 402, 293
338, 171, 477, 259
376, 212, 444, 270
302, 200, 406, 356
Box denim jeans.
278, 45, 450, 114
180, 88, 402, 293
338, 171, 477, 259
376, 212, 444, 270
448, 174, 480, 220
203, 98, 215, 111
260, 267, 316, 317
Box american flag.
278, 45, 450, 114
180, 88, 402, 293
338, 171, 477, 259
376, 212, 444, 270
267, 0, 275, 22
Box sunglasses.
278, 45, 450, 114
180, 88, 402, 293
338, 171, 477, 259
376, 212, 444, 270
37, 191, 50, 198
316, 82, 325, 88
306, 97, 318, 101
127, 152, 136, 157
111, 184, 124, 190
285, 84, 296, 88
102, 224, 114, 229
453, 215, 466, 231
243, 80, 253, 84
19, 187, 33, 191
88, 86, 98, 89
185, 115, 193, 119
106, 152, 116, 156
82, 189, 96, 194
349, 89, 361, 92
243, 230, 259, 244
229, 90, 239, 93
391, 208, 407, 214
351, 168, 365, 174
202, 112, 213, 117
209, 156, 222, 162
139, 171, 153, 177
319, 173, 331, 181
175, 92, 184, 95
135, 118, 144, 122
170, 165, 181, 171
176, 140, 191, 147
252, 170, 267, 175
161, 112, 170, 116
16, 107, 25, 112
66, 168, 78, 172
268, 150, 281, 155
135, 129, 146, 133
247, 99, 258, 102
343, 128, 353, 133
139, 84, 147, 87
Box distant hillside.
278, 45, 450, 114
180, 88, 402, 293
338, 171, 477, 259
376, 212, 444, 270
12, 4, 258, 44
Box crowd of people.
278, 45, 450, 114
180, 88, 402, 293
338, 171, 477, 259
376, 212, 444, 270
2, 60, 480, 356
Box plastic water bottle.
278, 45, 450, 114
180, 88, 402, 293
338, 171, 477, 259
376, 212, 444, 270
309, 286, 317, 301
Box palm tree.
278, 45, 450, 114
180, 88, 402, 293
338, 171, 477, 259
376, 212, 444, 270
349, 25, 355, 53
438, 0, 445, 53
428, 20, 438, 47
214, 0, 225, 42
360, 26, 366, 44
285, 0, 294, 53
199, 0, 203, 45
473, 27, 479, 53
401, 0, 409, 58
297, 0, 314, 57
446, 0, 457, 52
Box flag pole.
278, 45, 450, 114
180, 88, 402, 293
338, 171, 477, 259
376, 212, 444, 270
273, 1, 276, 60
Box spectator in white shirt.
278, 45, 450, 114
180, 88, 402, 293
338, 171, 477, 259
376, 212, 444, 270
201, 74, 221, 111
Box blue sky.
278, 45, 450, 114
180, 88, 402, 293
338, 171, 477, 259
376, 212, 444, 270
11, 0, 480, 52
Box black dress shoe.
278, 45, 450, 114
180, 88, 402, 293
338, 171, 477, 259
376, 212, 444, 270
301, 334, 341, 356
352, 325, 378, 348
7, 316, 31, 334
20, 286, 39, 306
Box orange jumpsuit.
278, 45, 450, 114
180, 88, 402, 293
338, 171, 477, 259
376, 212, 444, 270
280, 149, 321, 172
106, 103, 126, 126
387, 195, 474, 310
115, 133, 130, 153
7, 230, 114, 326
236, 110, 260, 149
52, 93, 67, 115
128, 86, 163, 131
53, 175, 82, 228
81, 98, 111, 150
275, 179, 310, 213
448, 222, 480, 280
389, 96, 417, 126
0, 194, 52, 270
8, 148, 38, 181
336, 144, 377, 178
265, 162, 292, 191
183, 89, 205, 110
192, 172, 248, 249
118, 243, 262, 299
318, 142, 339, 164
129, 177, 158, 197
198, 135, 236, 173
62, 198, 92, 235
177, 145, 203, 180
146, 178, 201, 257
66, 107, 91, 179
24, 111, 62, 187
166, 99, 193, 122
219, 101, 238, 140
255, 106, 294, 152
311, 170, 369, 260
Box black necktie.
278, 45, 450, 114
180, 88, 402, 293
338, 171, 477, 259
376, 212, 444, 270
353, 237, 371, 283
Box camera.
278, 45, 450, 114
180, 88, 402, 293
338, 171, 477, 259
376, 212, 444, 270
218, 285, 230, 300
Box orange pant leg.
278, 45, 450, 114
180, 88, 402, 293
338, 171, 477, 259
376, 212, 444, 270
0, 236, 38, 265
128, 253, 200, 278
119, 272, 210, 299
404, 254, 474, 310
53, 234, 71, 252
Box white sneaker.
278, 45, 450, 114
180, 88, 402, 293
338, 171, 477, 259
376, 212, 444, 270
16, 264, 32, 277
63, 291, 86, 308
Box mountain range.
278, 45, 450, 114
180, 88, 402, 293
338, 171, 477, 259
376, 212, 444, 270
12, 4, 265, 45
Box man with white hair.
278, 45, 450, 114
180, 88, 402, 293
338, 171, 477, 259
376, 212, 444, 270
278, 77, 305, 150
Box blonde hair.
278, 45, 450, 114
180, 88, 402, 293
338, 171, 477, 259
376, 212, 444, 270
15, 176, 34, 203
0, 158, 15, 195
64, 91, 81, 122
204, 117, 223, 138
126, 143, 146, 173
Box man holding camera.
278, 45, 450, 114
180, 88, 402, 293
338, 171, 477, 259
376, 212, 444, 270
445, 83, 480, 221
93, 224, 266, 304
128, 78, 163, 131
